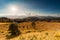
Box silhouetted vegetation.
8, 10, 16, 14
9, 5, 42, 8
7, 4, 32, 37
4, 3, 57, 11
32, 22, 36, 29
6, 23, 21, 39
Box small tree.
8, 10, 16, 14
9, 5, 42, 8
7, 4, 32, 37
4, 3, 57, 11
6, 23, 21, 39
32, 22, 35, 29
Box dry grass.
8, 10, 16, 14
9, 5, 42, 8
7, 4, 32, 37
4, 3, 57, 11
0, 21, 60, 40
10, 30, 60, 40
18, 21, 60, 31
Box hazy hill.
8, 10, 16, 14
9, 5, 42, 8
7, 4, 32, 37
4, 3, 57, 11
0, 16, 60, 22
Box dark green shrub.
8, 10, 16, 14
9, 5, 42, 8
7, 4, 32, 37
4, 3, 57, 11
6, 23, 21, 39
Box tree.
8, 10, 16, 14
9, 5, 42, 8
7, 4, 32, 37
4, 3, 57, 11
6, 23, 21, 39
32, 22, 36, 29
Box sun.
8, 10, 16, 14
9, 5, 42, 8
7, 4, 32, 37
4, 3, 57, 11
10, 6, 17, 12
6, 4, 27, 16
10, 6, 18, 12
7, 5, 19, 13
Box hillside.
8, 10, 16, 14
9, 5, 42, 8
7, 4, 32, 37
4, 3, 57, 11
0, 16, 60, 22
0, 16, 60, 40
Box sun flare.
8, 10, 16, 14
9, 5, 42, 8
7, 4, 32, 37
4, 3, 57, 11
8, 5, 18, 12
5, 4, 20, 16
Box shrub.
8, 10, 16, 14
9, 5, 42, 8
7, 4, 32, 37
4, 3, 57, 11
6, 23, 21, 39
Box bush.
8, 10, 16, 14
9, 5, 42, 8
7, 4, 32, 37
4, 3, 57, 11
6, 23, 21, 39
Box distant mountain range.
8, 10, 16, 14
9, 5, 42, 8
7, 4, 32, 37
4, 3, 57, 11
0, 16, 60, 22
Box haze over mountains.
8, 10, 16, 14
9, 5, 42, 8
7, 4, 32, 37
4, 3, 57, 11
0, 16, 60, 22
0, 12, 60, 19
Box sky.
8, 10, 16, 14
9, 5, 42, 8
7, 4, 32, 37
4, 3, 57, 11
0, 0, 60, 17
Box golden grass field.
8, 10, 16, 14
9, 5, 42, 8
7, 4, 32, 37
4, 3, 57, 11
0, 21, 60, 40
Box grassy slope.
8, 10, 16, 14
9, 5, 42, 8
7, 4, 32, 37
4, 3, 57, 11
0, 21, 60, 40
11, 30, 60, 40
